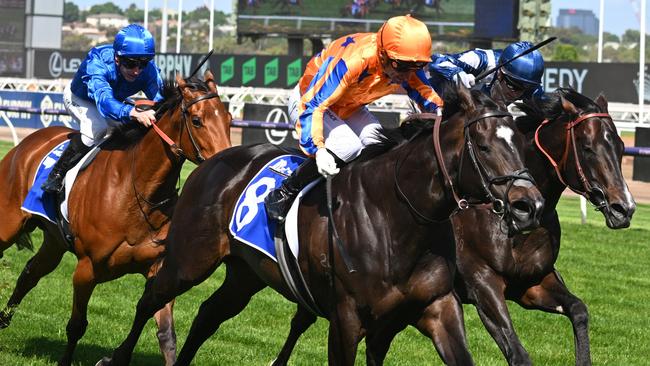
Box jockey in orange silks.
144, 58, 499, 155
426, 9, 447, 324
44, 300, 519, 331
265, 15, 443, 222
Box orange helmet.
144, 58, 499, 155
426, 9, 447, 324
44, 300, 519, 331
377, 15, 432, 63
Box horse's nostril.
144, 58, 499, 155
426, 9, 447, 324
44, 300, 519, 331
610, 203, 628, 218
511, 200, 533, 217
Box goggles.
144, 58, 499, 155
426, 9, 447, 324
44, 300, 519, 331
119, 56, 152, 69
388, 58, 428, 72
502, 72, 537, 93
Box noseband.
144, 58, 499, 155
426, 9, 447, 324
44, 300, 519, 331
434, 110, 534, 216
534, 112, 612, 209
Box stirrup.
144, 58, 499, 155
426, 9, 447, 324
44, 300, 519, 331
265, 189, 294, 222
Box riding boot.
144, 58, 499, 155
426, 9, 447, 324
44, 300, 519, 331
41, 134, 91, 194
265, 157, 320, 222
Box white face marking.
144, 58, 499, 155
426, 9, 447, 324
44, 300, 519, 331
496, 125, 515, 151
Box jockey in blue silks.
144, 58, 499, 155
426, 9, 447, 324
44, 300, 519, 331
42, 24, 164, 194
428, 41, 545, 107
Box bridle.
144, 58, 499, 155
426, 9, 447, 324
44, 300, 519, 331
434, 110, 534, 216
395, 110, 534, 224
534, 112, 612, 210
136, 87, 221, 164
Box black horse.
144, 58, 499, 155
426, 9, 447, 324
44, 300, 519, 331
271, 89, 636, 366
97, 86, 544, 365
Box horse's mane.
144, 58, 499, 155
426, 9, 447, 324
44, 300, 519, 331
106, 76, 210, 149
515, 88, 602, 133
353, 118, 435, 162
353, 85, 496, 163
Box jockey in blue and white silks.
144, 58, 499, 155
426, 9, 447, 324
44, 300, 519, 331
428, 41, 545, 106
42, 24, 164, 194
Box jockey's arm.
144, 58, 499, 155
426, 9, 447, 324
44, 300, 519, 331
143, 65, 165, 102
85, 59, 133, 123
297, 58, 354, 155
403, 69, 443, 113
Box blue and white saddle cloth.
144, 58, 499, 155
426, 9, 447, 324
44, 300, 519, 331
21, 139, 102, 223
229, 154, 319, 262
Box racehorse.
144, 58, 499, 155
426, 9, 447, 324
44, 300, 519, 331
0, 71, 232, 366
97, 86, 544, 366
270, 89, 636, 366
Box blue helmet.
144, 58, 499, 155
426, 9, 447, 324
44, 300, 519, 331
498, 41, 544, 86
113, 24, 155, 58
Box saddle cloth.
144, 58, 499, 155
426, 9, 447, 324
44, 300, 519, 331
229, 154, 320, 261
21, 139, 102, 223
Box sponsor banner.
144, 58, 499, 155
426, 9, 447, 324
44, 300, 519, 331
633, 127, 650, 182
29, 49, 650, 103
241, 104, 399, 148
34, 49, 308, 88
0, 90, 75, 129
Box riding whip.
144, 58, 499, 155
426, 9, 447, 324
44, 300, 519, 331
190, 49, 214, 78
475, 37, 557, 82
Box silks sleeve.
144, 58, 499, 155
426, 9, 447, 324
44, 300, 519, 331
143, 62, 165, 102
297, 56, 355, 155
403, 69, 443, 113
84, 54, 133, 123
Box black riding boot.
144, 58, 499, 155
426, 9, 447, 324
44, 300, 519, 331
265, 157, 320, 222
41, 134, 91, 193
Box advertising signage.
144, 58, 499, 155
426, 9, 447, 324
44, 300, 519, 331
33, 50, 308, 89
30, 49, 649, 105
237, 0, 474, 38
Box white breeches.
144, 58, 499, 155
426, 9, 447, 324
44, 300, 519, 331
63, 83, 120, 147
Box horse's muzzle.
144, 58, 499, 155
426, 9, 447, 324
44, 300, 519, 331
603, 200, 635, 229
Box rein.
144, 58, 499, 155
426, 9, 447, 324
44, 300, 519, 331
534, 112, 611, 207
433, 110, 533, 217
134, 89, 221, 164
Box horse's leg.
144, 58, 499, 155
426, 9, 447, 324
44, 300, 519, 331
175, 258, 266, 366
153, 299, 176, 366
272, 305, 317, 366
327, 297, 362, 366
466, 271, 531, 365
365, 318, 407, 366
414, 292, 474, 366
59, 257, 96, 366
0, 231, 65, 329
515, 270, 591, 366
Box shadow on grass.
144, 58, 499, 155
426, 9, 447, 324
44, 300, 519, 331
20, 337, 162, 365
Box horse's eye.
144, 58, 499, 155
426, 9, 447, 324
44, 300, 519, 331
191, 116, 203, 128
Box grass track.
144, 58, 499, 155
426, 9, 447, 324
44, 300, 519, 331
0, 140, 648, 365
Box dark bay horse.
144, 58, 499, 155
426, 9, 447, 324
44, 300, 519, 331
271, 89, 636, 366
0, 71, 232, 365
449, 89, 635, 365
98, 86, 544, 366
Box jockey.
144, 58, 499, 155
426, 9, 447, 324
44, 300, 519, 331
42, 24, 163, 194
428, 41, 545, 106
265, 14, 443, 221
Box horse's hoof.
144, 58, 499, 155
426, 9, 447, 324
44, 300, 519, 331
95, 357, 112, 366
0, 311, 12, 329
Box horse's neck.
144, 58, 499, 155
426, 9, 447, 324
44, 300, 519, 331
131, 112, 184, 201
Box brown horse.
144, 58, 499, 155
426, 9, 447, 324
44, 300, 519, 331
97, 86, 544, 366
270, 89, 636, 366
0, 71, 232, 366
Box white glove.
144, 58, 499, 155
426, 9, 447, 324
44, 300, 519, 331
455, 71, 476, 88
315, 148, 340, 177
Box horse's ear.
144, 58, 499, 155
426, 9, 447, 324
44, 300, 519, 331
457, 83, 475, 115
595, 93, 609, 113
204, 69, 218, 93
560, 96, 579, 115
176, 73, 186, 88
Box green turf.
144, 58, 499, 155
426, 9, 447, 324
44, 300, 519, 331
0, 139, 648, 365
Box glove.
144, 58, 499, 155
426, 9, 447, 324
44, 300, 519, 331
315, 148, 340, 177
455, 71, 476, 88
